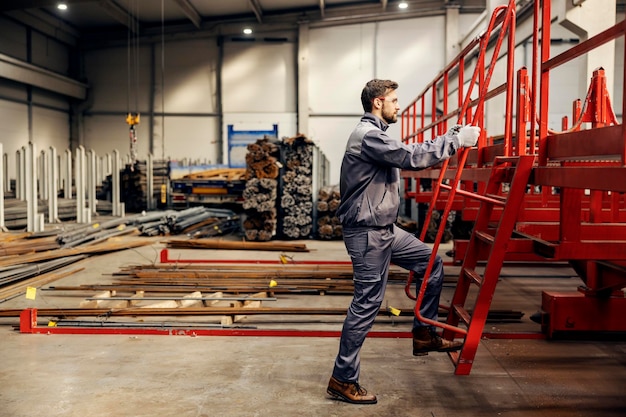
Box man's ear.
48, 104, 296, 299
373, 97, 382, 109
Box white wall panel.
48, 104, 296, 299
32, 107, 70, 150
154, 39, 218, 114
375, 17, 446, 104
84, 46, 151, 112
83, 115, 150, 161
309, 24, 376, 115
0, 100, 29, 179
222, 41, 296, 113
308, 16, 447, 183
161, 116, 220, 162
308, 116, 356, 186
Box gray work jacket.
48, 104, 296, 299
337, 112, 461, 229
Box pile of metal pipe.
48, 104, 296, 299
54, 207, 240, 247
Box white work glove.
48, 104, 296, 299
456, 124, 481, 147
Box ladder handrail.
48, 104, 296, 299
404, 1, 517, 336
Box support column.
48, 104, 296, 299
147, 154, 154, 211
87, 149, 97, 216
112, 149, 124, 217
445, 6, 460, 64
64, 149, 72, 199
3, 152, 9, 194
75, 145, 88, 223
25, 143, 41, 232
17, 148, 26, 200
47, 146, 58, 223
297, 22, 310, 136
39, 150, 47, 200
0, 144, 5, 230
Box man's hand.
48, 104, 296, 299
457, 124, 481, 147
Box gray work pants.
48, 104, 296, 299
331, 224, 444, 383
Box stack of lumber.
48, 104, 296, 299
166, 239, 309, 252
242, 137, 281, 241
316, 184, 342, 239
279, 134, 314, 239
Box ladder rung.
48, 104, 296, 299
475, 230, 495, 244
449, 351, 460, 365
440, 185, 507, 206
453, 304, 471, 326
484, 193, 507, 206
463, 268, 483, 286
494, 156, 520, 164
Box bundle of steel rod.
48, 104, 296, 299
0, 255, 86, 287
53, 207, 240, 246
139, 207, 239, 237
83, 263, 411, 295
0, 307, 523, 322
0, 266, 85, 303
0, 235, 60, 256
0, 236, 155, 268
165, 239, 309, 252
0, 307, 383, 318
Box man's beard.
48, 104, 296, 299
383, 111, 397, 124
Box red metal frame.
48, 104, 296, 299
18, 308, 545, 340
398, 0, 626, 373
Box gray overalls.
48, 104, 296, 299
332, 113, 461, 383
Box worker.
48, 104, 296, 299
326, 79, 480, 404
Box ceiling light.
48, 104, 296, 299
243, 28, 253, 35
398, 2, 408, 9
57, 3, 68, 10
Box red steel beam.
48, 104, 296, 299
18, 309, 543, 339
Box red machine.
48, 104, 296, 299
400, 0, 626, 374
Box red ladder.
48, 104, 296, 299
444, 155, 535, 375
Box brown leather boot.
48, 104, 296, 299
327, 376, 377, 404
412, 326, 463, 356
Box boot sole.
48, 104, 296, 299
327, 388, 378, 404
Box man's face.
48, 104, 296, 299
380, 90, 399, 124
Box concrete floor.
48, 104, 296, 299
1, 236, 625, 417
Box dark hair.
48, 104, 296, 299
361, 79, 399, 112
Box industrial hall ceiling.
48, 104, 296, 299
0, 0, 488, 45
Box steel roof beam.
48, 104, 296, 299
98, 0, 140, 33
248, 0, 263, 23
172, 0, 202, 29
0, 53, 87, 99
